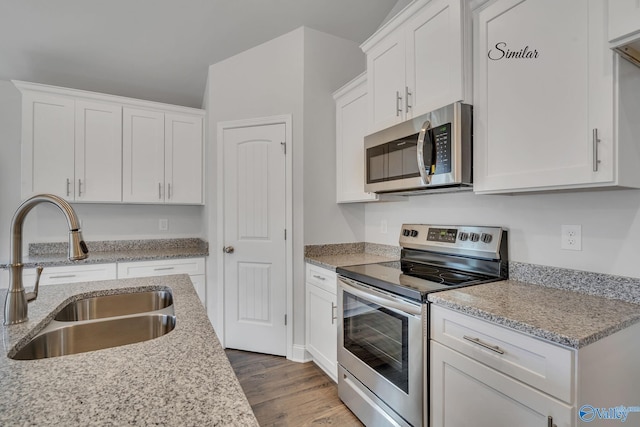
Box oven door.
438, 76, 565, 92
338, 277, 424, 427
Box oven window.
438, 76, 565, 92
343, 292, 409, 393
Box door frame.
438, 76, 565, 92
216, 114, 293, 359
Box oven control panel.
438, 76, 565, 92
399, 224, 504, 259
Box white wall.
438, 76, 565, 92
365, 189, 640, 278
205, 27, 365, 350
0, 80, 205, 265
303, 28, 366, 244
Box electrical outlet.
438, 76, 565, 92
159, 218, 168, 231
380, 219, 388, 234
561, 225, 582, 251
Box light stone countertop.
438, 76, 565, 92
0, 238, 209, 269
0, 274, 258, 426
304, 242, 400, 271
306, 253, 398, 271
428, 279, 640, 349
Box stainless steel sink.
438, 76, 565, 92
54, 290, 173, 321
10, 313, 176, 360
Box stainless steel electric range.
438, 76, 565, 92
336, 224, 508, 427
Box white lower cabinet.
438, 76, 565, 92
431, 305, 640, 427
431, 341, 572, 427
305, 263, 338, 382
117, 258, 206, 305
22, 263, 117, 286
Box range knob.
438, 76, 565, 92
410, 230, 419, 237
481, 233, 493, 244
469, 232, 480, 242
458, 232, 469, 241
402, 229, 411, 237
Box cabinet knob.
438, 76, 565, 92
223, 246, 235, 254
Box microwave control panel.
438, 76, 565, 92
431, 123, 452, 175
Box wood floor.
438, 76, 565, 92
225, 349, 363, 426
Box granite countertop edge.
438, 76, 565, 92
1, 240, 209, 269
0, 274, 258, 426
428, 280, 640, 349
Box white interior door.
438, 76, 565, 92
223, 123, 287, 356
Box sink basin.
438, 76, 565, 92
54, 290, 173, 321
10, 314, 176, 360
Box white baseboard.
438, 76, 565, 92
290, 344, 312, 363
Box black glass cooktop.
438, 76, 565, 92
336, 261, 497, 303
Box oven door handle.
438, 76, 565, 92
417, 119, 434, 185
339, 277, 423, 317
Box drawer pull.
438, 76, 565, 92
50, 274, 76, 279
312, 274, 326, 281
548, 416, 556, 427
153, 267, 175, 271
463, 335, 505, 355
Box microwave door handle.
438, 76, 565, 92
417, 120, 434, 184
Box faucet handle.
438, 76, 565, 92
25, 266, 44, 302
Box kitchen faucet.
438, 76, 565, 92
3, 194, 88, 325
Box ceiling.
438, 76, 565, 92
0, 0, 399, 108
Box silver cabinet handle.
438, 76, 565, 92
396, 91, 403, 117
50, 274, 76, 279
66, 178, 71, 197
312, 274, 326, 281
547, 416, 556, 427
463, 335, 505, 354
223, 246, 235, 254
593, 128, 601, 172
159, 182, 162, 199
78, 179, 83, 197
405, 86, 412, 113
168, 183, 171, 199
331, 302, 337, 324
153, 267, 175, 271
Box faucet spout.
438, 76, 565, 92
4, 194, 89, 325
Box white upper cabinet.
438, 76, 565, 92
123, 109, 203, 204
15, 81, 205, 204
608, 0, 640, 44
334, 73, 378, 203
20, 91, 75, 199
122, 108, 166, 203
473, 0, 640, 194
75, 100, 122, 202
362, 0, 468, 133
165, 113, 204, 204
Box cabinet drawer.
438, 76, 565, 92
23, 263, 117, 286
431, 305, 574, 403
305, 263, 337, 294
117, 258, 205, 279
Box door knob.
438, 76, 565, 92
223, 246, 235, 254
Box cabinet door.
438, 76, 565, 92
609, 0, 640, 43
406, 0, 465, 118
165, 113, 203, 204
367, 29, 407, 132
21, 92, 75, 200
431, 341, 573, 427
335, 76, 378, 203
75, 101, 122, 202
306, 282, 338, 381
122, 107, 165, 202
474, 0, 613, 193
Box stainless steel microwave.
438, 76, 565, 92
364, 102, 472, 194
